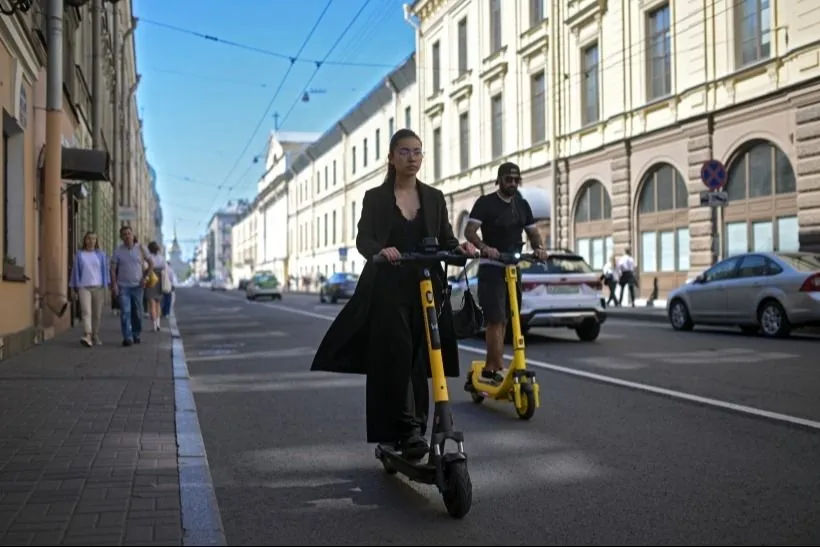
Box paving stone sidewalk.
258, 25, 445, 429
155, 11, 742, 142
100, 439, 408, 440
0, 315, 182, 546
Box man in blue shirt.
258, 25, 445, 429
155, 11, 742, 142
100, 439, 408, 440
110, 226, 154, 346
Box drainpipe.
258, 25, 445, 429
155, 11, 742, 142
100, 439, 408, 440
91, 0, 102, 234
42, 0, 67, 325
111, 1, 118, 240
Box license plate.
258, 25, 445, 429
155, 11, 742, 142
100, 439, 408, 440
546, 285, 581, 295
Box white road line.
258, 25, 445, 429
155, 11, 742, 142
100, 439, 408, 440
246, 301, 820, 432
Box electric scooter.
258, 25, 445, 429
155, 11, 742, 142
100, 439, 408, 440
372, 239, 476, 519
464, 252, 542, 420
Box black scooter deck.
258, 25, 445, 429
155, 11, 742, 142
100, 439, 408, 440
375, 444, 437, 484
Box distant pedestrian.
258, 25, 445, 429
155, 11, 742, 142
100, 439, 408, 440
69, 231, 110, 347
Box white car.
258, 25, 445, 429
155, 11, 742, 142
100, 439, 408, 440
449, 250, 606, 341
211, 278, 230, 291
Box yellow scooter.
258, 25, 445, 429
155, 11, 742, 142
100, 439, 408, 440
464, 252, 541, 420
372, 241, 476, 519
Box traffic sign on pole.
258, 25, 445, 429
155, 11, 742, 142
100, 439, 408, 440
700, 159, 727, 190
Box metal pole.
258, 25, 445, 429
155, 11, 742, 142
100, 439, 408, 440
44, 0, 65, 325
91, 0, 102, 235
111, 1, 119, 240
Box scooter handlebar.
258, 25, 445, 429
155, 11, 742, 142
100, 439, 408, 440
372, 249, 480, 265
492, 252, 547, 265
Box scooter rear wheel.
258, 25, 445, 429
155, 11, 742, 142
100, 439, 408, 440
442, 461, 472, 519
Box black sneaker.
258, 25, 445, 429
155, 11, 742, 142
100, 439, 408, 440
481, 369, 505, 385
133, 337, 141, 344
122, 339, 133, 347
399, 436, 429, 462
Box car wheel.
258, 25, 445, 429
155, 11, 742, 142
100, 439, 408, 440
757, 299, 791, 338
668, 299, 694, 331
575, 319, 600, 342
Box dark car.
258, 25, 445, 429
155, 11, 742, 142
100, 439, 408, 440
319, 272, 359, 304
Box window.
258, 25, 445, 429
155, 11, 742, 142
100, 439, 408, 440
530, 71, 546, 144
638, 164, 688, 213
405, 106, 411, 129
736, 0, 770, 67
318, 170, 322, 192
324, 165, 328, 189
582, 43, 600, 125
433, 127, 442, 181
351, 201, 357, 239
3, 113, 26, 276
375, 129, 380, 160
332, 210, 337, 244
458, 18, 468, 75
725, 215, 799, 256
703, 256, 741, 282
363, 138, 368, 168
352, 146, 357, 174
726, 141, 795, 200
490, 93, 503, 159
333, 160, 337, 185
489, 0, 502, 53
432, 40, 441, 93
323, 213, 328, 246
530, 0, 544, 27
574, 181, 611, 223
575, 236, 613, 270
646, 4, 672, 100
388, 117, 394, 138
459, 111, 470, 171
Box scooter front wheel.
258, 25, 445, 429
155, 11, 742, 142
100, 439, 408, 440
442, 460, 472, 519
516, 383, 536, 420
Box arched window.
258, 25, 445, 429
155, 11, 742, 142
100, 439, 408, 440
723, 140, 798, 256
573, 180, 613, 270
636, 163, 690, 281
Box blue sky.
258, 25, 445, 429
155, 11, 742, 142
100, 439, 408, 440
134, 0, 416, 257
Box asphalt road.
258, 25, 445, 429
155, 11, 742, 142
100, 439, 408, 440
173, 288, 820, 546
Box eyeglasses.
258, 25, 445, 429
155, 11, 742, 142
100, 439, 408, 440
395, 147, 424, 159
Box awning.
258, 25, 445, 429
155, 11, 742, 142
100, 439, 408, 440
62, 147, 110, 182
519, 187, 551, 220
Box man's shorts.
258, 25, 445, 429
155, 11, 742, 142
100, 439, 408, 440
477, 264, 522, 324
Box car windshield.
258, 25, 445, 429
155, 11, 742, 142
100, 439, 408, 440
519, 254, 594, 274
255, 274, 277, 283
776, 252, 820, 272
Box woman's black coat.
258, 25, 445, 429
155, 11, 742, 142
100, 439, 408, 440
310, 179, 462, 380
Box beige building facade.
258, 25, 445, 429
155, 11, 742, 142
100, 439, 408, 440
410, 0, 820, 299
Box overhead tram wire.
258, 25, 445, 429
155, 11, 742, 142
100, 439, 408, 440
196, 0, 336, 228
278, 0, 375, 131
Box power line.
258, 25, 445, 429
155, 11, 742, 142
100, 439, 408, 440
278, 0, 375, 131
138, 15, 394, 70
196, 0, 336, 229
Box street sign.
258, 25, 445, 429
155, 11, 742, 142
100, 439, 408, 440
118, 206, 136, 222
699, 190, 729, 207
700, 159, 727, 190
338, 247, 348, 262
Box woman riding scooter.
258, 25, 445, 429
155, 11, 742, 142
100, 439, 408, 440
310, 129, 477, 461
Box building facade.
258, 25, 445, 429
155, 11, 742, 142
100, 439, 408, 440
206, 201, 249, 281
410, 0, 820, 300
0, 0, 156, 360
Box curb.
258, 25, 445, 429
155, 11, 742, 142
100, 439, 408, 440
607, 309, 668, 324
169, 313, 227, 547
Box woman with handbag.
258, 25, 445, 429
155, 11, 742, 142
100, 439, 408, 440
69, 231, 110, 347
145, 241, 167, 331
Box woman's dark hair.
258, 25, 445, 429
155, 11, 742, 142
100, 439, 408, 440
82, 231, 100, 250
385, 128, 421, 185
148, 241, 160, 254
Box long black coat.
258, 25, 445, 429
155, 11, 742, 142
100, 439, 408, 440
310, 179, 462, 380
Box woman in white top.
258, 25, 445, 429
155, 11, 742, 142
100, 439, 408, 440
145, 241, 167, 331
69, 231, 111, 347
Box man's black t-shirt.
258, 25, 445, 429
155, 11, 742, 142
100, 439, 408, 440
468, 192, 536, 254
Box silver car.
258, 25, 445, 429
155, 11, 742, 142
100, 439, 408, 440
666, 251, 820, 337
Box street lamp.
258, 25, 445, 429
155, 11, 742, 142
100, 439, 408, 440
0, 0, 33, 14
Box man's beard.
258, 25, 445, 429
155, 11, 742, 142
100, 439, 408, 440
499, 185, 517, 197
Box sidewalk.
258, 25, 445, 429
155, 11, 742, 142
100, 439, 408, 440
0, 312, 224, 546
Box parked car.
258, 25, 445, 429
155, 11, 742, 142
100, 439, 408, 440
667, 251, 820, 337
245, 271, 283, 301
449, 250, 606, 341
211, 278, 230, 291
319, 272, 359, 303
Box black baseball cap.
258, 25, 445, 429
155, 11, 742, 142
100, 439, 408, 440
497, 162, 521, 178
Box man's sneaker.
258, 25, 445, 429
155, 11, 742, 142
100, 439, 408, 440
481, 369, 505, 385
122, 339, 133, 347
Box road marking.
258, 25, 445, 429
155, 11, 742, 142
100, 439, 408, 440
257, 302, 820, 432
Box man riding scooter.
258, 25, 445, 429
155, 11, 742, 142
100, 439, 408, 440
463, 162, 549, 385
